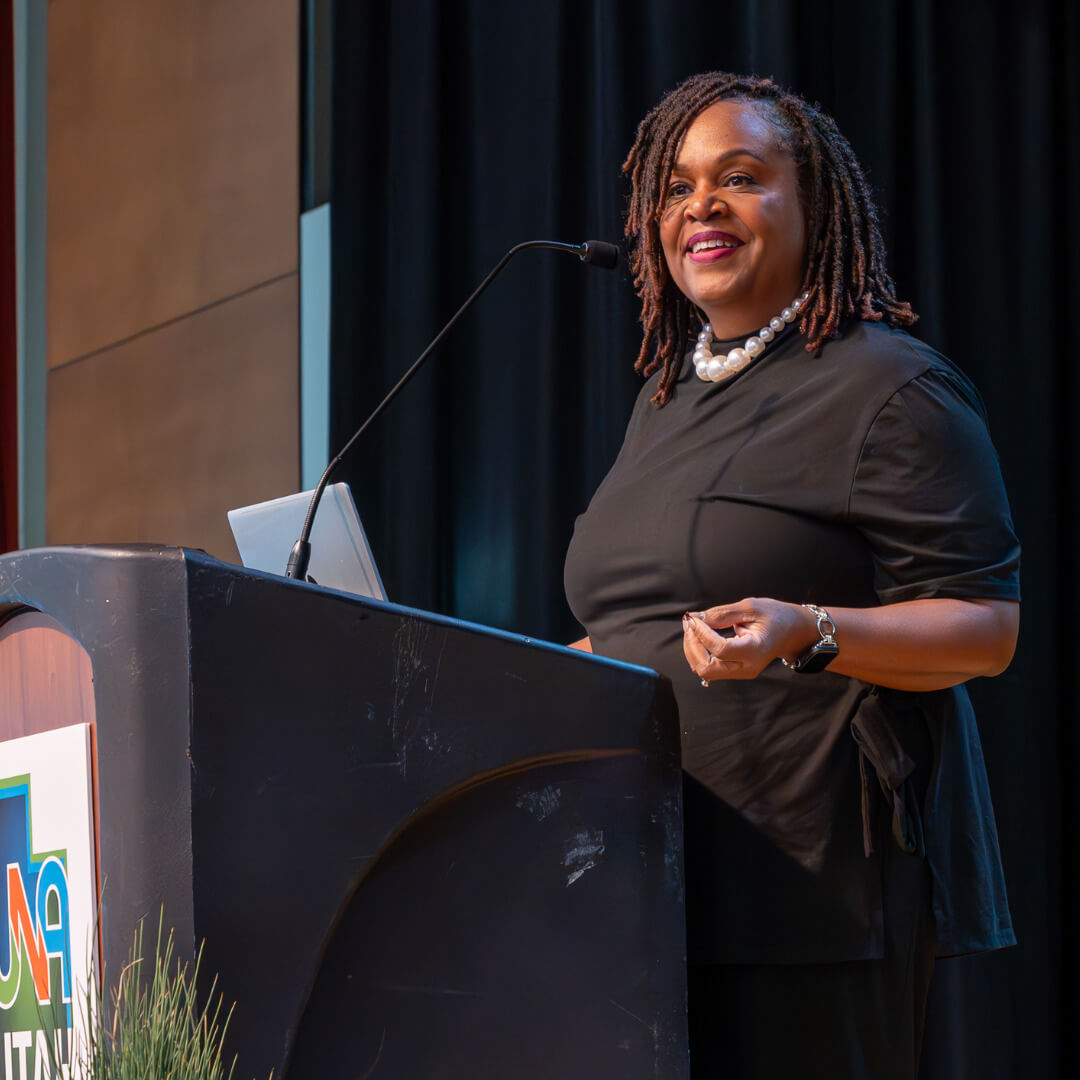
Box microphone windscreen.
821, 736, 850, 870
581, 240, 619, 269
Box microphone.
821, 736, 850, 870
576, 239, 619, 268
285, 238, 620, 581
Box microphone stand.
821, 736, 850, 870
285, 238, 618, 581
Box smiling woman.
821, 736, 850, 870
563, 72, 1020, 1080
659, 102, 806, 338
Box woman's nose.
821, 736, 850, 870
685, 190, 727, 221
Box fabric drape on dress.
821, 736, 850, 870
330, 2, 1079, 1076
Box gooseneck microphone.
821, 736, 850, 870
285, 238, 620, 581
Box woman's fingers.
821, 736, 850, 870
682, 614, 727, 670
683, 611, 733, 654
683, 611, 768, 680
695, 601, 750, 629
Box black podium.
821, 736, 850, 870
0, 546, 687, 1079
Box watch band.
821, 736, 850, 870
782, 603, 839, 674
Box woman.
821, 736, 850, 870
564, 73, 1020, 1078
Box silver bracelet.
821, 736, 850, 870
781, 603, 839, 674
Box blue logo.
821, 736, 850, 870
0, 777, 73, 1077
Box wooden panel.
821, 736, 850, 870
46, 0, 298, 368
0, 611, 96, 739
45, 275, 299, 561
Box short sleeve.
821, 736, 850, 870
848, 368, 1021, 604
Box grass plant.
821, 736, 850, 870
53, 915, 253, 1080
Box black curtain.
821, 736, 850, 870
330, 2, 1077, 1076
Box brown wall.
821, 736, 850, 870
45, 0, 299, 560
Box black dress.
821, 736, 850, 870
563, 320, 1020, 1076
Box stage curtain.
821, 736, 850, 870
330, 2, 1078, 1076
0, 0, 17, 555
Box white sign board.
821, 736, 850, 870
0, 725, 97, 1079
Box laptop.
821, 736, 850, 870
227, 482, 386, 601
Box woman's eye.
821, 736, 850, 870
725, 173, 754, 188
666, 182, 691, 200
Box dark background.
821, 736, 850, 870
330, 1, 1077, 1076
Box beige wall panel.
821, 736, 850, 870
0, 613, 96, 739
46, 0, 298, 368
45, 275, 299, 561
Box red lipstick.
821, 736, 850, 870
685, 230, 743, 263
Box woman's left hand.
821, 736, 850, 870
682, 595, 1020, 690
682, 597, 816, 682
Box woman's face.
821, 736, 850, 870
659, 101, 806, 339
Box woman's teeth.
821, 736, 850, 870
690, 238, 738, 254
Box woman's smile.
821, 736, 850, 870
686, 230, 744, 262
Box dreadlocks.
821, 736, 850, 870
623, 72, 916, 405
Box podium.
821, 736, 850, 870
0, 546, 688, 1079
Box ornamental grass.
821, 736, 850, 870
46, 915, 265, 1080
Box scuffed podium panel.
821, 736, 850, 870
290, 756, 682, 1075
0, 546, 687, 1079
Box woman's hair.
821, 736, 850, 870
623, 72, 916, 405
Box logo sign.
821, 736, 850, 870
0, 726, 96, 1080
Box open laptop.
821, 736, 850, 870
227, 482, 386, 601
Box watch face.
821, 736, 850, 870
795, 640, 839, 673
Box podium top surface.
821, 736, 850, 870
0, 543, 660, 680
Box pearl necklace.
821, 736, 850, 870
693, 292, 810, 383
